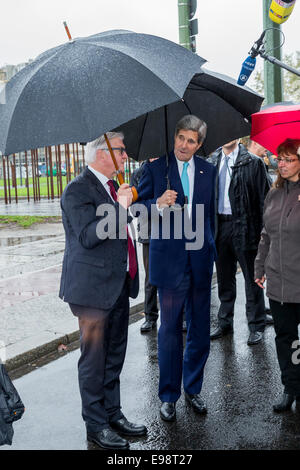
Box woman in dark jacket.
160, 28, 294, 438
255, 138, 300, 412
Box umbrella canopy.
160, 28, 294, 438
251, 102, 300, 155
115, 68, 264, 159
0, 29, 206, 156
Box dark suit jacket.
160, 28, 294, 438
209, 144, 271, 250
59, 167, 139, 310
137, 152, 217, 290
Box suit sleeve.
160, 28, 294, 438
136, 162, 158, 214
210, 166, 217, 239
62, 183, 129, 249
254, 191, 271, 279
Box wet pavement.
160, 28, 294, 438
0, 198, 62, 216
2, 273, 300, 451
0, 219, 145, 367
1, 200, 299, 451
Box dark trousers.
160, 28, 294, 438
142, 242, 158, 321
69, 279, 129, 432
216, 218, 266, 332
158, 262, 211, 402
269, 299, 300, 396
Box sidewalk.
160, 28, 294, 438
0, 198, 62, 216
0, 217, 146, 371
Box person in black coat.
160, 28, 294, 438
59, 132, 147, 450
130, 160, 159, 333
209, 140, 271, 345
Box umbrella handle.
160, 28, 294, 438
104, 134, 138, 202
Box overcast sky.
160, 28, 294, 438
1, 0, 299, 88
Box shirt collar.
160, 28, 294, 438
175, 155, 195, 172
88, 165, 110, 187
221, 145, 239, 164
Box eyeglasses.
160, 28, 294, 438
102, 147, 127, 155
277, 157, 299, 164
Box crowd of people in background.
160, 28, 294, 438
59, 114, 300, 449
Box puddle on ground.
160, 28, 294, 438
0, 234, 58, 247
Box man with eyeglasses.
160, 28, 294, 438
59, 132, 147, 449
137, 115, 217, 422
209, 138, 271, 346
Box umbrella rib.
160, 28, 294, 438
136, 113, 150, 160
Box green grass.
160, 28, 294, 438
0, 176, 69, 198
0, 215, 61, 228
0, 170, 133, 200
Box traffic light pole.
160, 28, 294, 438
263, 0, 283, 104
178, 1, 191, 50
178, 0, 198, 52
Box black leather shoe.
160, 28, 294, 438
273, 393, 295, 412
210, 326, 233, 340
87, 427, 129, 449
110, 417, 147, 436
140, 319, 156, 333
160, 402, 176, 422
247, 331, 263, 345
185, 393, 207, 415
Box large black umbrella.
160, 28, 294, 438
116, 68, 264, 159
0, 29, 206, 157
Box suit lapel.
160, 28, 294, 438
168, 152, 185, 205
84, 167, 115, 204
192, 156, 211, 205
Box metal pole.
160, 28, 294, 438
12, 154, 18, 203
48, 146, 54, 199
7, 157, 11, 203
2, 157, 8, 204
263, 0, 283, 104
178, 1, 191, 50
45, 146, 50, 199
57, 145, 63, 196
24, 151, 30, 201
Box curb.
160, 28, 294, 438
5, 301, 145, 373
5, 273, 220, 375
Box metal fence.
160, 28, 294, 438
0, 144, 140, 204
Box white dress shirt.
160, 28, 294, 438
157, 155, 195, 217
219, 146, 239, 215
175, 155, 195, 217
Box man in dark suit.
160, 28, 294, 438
137, 115, 217, 421
209, 139, 271, 346
59, 132, 147, 449
130, 160, 159, 333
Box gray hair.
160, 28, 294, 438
85, 131, 124, 164
175, 114, 207, 144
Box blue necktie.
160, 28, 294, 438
181, 161, 189, 203
218, 156, 229, 214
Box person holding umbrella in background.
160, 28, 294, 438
130, 159, 159, 333
255, 138, 300, 412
